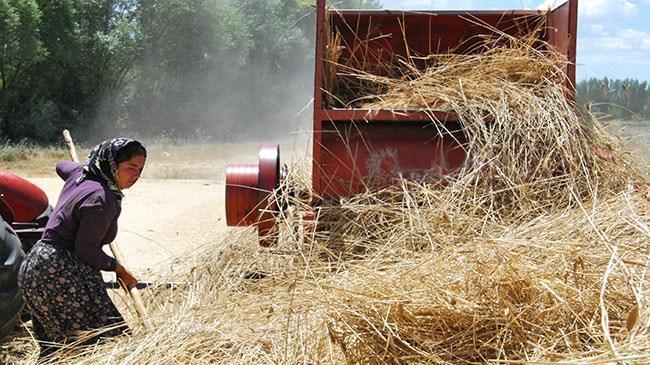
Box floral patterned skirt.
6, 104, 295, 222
17, 241, 127, 353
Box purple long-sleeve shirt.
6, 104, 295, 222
40, 161, 120, 271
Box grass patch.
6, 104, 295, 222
0, 141, 70, 177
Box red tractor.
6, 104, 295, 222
0, 172, 51, 339
225, 0, 578, 245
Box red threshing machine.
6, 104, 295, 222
225, 0, 578, 245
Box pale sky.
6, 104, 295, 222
378, 0, 650, 81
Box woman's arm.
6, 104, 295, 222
76, 200, 139, 289
75, 202, 119, 271
75, 191, 127, 270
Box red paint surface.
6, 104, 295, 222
0, 171, 49, 223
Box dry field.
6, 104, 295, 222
606, 119, 650, 170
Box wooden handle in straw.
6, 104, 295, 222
61, 129, 152, 331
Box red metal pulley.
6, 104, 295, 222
256, 144, 281, 246
0, 171, 49, 223
225, 144, 281, 246
225, 164, 260, 227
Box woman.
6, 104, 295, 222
18, 138, 146, 357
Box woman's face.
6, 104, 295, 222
115, 154, 146, 189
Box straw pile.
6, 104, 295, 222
4, 11, 650, 365
8, 183, 646, 364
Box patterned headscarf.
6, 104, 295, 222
77, 138, 144, 197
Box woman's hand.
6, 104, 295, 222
115, 263, 138, 291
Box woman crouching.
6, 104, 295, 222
18, 138, 146, 357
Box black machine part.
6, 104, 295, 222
0, 218, 25, 341
12, 204, 53, 253
104, 280, 189, 290
0, 204, 51, 341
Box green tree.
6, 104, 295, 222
0, 0, 47, 141
0, 0, 142, 143
122, 0, 252, 138
223, 0, 313, 139
0, 0, 383, 143
121, 0, 322, 140
334, 0, 382, 8
0, 0, 44, 91
620, 79, 649, 119
577, 77, 612, 116
34, 0, 142, 141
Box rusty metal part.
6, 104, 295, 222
257, 144, 280, 246
226, 144, 281, 246
225, 0, 579, 245
225, 164, 260, 226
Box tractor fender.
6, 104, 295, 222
0, 171, 49, 223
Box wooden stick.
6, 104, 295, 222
109, 243, 152, 331
62, 130, 79, 163
62, 129, 153, 331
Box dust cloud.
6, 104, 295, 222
88, 2, 316, 151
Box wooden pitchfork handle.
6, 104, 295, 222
62, 130, 152, 331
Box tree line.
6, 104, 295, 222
0, 0, 379, 144
0, 0, 646, 145
576, 78, 650, 120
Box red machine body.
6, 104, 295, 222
312, 0, 577, 198
0, 171, 49, 224
225, 0, 578, 244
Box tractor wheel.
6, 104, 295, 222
0, 218, 25, 341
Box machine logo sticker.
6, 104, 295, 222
365, 147, 470, 186
365, 148, 400, 185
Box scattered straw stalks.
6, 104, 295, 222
318, 192, 649, 364
306, 17, 648, 363
7, 185, 646, 364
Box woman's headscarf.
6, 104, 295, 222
76, 138, 144, 197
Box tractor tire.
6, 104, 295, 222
0, 218, 24, 341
